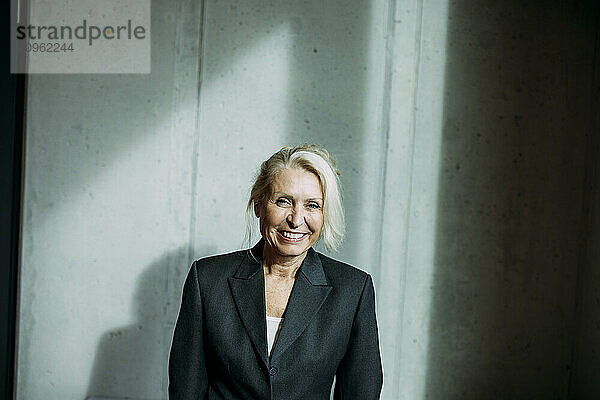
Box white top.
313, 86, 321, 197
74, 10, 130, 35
266, 316, 283, 356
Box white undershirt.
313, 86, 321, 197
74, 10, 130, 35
266, 316, 283, 356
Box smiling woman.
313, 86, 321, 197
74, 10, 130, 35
169, 145, 383, 400
259, 167, 324, 260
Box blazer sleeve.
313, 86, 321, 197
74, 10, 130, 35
334, 274, 384, 399
169, 262, 208, 399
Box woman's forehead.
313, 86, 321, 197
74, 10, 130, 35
270, 168, 323, 198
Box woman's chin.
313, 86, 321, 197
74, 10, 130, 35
277, 245, 307, 257
270, 240, 310, 257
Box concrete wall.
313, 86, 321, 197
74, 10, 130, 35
570, 5, 600, 397
424, 1, 597, 398
16, 0, 600, 399
17, 0, 203, 397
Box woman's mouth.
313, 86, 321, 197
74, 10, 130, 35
278, 231, 308, 242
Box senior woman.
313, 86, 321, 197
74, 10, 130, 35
169, 145, 383, 399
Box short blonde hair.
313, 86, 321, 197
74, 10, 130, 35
246, 144, 345, 252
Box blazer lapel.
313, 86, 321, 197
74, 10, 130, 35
227, 242, 269, 368
270, 248, 332, 362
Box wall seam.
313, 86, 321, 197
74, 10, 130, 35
375, 0, 398, 284
187, 0, 207, 263
163, 0, 206, 392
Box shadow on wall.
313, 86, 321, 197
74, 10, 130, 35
426, 1, 597, 398
85, 245, 218, 399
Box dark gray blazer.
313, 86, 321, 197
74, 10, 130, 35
168, 241, 383, 399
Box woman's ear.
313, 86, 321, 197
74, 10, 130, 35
254, 202, 261, 218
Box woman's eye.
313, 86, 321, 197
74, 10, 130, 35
307, 202, 321, 209
276, 198, 291, 206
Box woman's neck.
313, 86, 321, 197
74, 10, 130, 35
262, 244, 307, 278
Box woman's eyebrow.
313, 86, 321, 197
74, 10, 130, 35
272, 192, 322, 201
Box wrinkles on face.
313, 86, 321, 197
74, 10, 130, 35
259, 168, 324, 270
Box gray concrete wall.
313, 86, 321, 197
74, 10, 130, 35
424, 1, 598, 398
17, 0, 203, 397
15, 0, 600, 399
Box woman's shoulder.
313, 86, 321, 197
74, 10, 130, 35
314, 251, 372, 288
193, 248, 247, 264
190, 248, 249, 278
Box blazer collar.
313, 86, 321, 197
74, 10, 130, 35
228, 244, 268, 367
233, 239, 328, 285
231, 240, 264, 279
228, 240, 332, 365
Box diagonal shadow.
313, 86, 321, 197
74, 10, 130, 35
24, 0, 277, 228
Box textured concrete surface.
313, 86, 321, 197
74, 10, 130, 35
424, 1, 597, 398
15, 0, 600, 399
569, 3, 600, 396
17, 0, 202, 398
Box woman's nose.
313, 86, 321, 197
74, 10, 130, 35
287, 207, 304, 227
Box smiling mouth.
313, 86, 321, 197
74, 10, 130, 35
278, 231, 309, 241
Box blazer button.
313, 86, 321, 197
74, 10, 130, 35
269, 367, 278, 376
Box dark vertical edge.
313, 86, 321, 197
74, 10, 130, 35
3, 0, 27, 398
1, 35, 27, 400
8, 75, 26, 400
568, 3, 600, 398
373, 0, 398, 287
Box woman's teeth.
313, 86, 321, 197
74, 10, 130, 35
280, 231, 305, 239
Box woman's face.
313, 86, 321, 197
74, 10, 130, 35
258, 167, 324, 259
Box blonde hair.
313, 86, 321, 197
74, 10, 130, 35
246, 144, 345, 252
